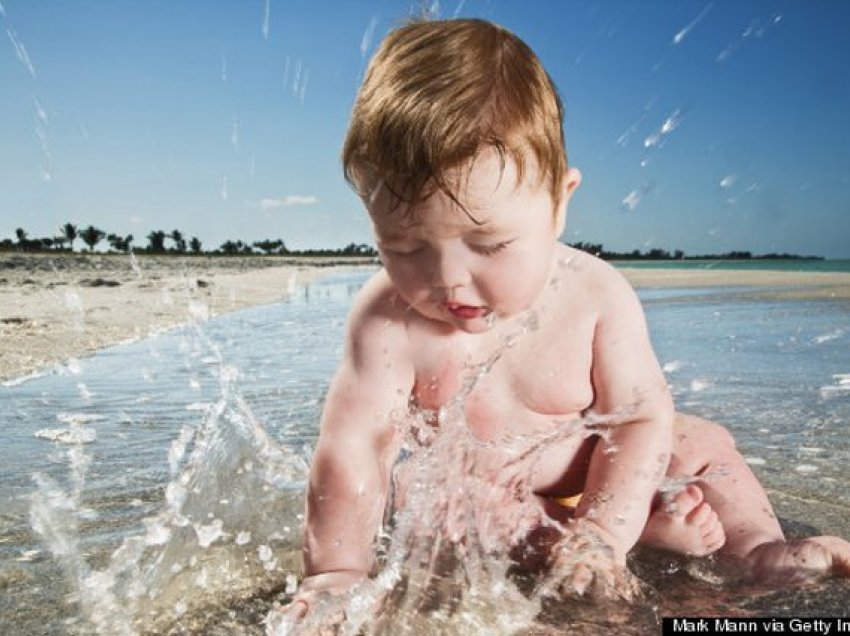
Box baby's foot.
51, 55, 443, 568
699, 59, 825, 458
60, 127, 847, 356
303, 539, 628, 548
748, 536, 850, 583
640, 484, 726, 556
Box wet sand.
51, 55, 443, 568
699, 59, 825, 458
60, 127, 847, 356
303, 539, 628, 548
620, 267, 850, 300
0, 253, 378, 383
2, 253, 849, 383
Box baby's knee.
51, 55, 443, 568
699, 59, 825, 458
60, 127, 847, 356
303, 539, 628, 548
670, 413, 737, 475
675, 413, 736, 448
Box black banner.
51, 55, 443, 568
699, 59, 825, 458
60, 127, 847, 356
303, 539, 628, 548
663, 617, 850, 635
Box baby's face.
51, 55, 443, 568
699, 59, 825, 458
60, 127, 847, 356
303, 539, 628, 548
366, 149, 573, 334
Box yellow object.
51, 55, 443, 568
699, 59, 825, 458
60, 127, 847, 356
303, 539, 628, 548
553, 494, 582, 509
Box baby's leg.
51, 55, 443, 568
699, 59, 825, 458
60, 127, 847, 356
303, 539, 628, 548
659, 413, 850, 581
660, 413, 784, 558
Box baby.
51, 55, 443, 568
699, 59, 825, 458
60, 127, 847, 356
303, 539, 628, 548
286, 17, 850, 627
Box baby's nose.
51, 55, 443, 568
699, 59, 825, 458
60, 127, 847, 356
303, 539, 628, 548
429, 249, 472, 290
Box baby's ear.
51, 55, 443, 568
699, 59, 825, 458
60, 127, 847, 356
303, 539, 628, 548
565, 167, 582, 198
555, 167, 582, 236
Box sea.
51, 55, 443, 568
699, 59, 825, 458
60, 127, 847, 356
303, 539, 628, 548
1, 263, 849, 634
611, 258, 850, 272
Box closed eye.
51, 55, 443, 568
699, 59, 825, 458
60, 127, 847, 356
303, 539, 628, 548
382, 244, 423, 257
471, 240, 514, 256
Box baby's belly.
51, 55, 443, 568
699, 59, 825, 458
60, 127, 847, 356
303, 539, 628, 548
525, 432, 598, 498
457, 414, 599, 501
462, 396, 598, 497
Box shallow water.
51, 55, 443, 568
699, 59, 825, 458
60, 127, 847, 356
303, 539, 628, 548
2, 270, 849, 634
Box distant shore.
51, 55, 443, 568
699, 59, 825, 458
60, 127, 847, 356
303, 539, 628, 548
619, 267, 850, 300
2, 253, 849, 383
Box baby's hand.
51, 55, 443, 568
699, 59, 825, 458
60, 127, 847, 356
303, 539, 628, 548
266, 572, 365, 635
267, 589, 347, 636
747, 536, 850, 585
544, 519, 640, 600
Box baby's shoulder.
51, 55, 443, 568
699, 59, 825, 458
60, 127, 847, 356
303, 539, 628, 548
345, 269, 411, 350
553, 245, 641, 314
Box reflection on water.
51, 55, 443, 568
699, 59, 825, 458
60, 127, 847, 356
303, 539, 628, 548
1, 271, 849, 634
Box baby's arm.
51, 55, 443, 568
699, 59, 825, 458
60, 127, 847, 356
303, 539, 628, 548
570, 269, 674, 562
293, 279, 412, 609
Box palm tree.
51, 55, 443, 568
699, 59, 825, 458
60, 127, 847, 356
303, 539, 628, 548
253, 239, 285, 255
189, 237, 202, 254
107, 233, 134, 253
80, 225, 106, 252
219, 239, 252, 255
61, 223, 78, 252
170, 229, 187, 253
15, 228, 28, 245
147, 230, 166, 253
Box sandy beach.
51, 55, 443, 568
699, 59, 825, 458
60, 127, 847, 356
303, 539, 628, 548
2, 253, 849, 383
0, 253, 378, 383
619, 267, 850, 300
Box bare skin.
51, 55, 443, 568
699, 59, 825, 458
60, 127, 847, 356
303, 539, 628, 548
283, 153, 850, 630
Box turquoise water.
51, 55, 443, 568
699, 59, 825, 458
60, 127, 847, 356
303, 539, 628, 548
613, 259, 850, 272
1, 270, 849, 634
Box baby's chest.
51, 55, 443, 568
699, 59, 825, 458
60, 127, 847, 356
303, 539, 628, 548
412, 326, 595, 441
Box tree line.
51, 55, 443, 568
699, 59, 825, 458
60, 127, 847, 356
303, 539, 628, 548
568, 241, 822, 261
1, 223, 377, 257
2, 225, 817, 261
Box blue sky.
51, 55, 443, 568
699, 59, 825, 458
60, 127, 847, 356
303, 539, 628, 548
2, 1, 849, 257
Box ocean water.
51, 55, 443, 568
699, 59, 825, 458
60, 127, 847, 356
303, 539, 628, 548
1, 269, 849, 634
613, 258, 850, 273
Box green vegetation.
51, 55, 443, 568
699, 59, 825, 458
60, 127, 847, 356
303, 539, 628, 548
1, 224, 823, 261
567, 242, 824, 262
1, 223, 378, 258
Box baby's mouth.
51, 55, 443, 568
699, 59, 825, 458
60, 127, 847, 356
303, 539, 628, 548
444, 302, 490, 320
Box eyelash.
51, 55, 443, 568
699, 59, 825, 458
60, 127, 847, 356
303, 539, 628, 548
384, 240, 512, 257
473, 241, 512, 256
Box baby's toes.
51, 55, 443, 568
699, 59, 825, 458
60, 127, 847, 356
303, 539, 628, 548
686, 503, 725, 555
667, 484, 704, 516
701, 512, 726, 553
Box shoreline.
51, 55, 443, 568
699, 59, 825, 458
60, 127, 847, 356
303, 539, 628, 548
0, 253, 378, 383
619, 267, 850, 300
2, 254, 849, 383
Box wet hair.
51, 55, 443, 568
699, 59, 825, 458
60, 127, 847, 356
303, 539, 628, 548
342, 18, 567, 216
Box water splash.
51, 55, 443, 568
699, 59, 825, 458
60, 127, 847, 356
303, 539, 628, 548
129, 250, 143, 279
30, 342, 311, 635
719, 174, 737, 190
621, 190, 641, 212
270, 310, 649, 634
231, 118, 240, 150
63, 288, 85, 332
298, 70, 308, 103
7, 28, 37, 77
644, 108, 684, 149
717, 13, 783, 63
261, 0, 270, 40
672, 2, 713, 46
361, 17, 379, 59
